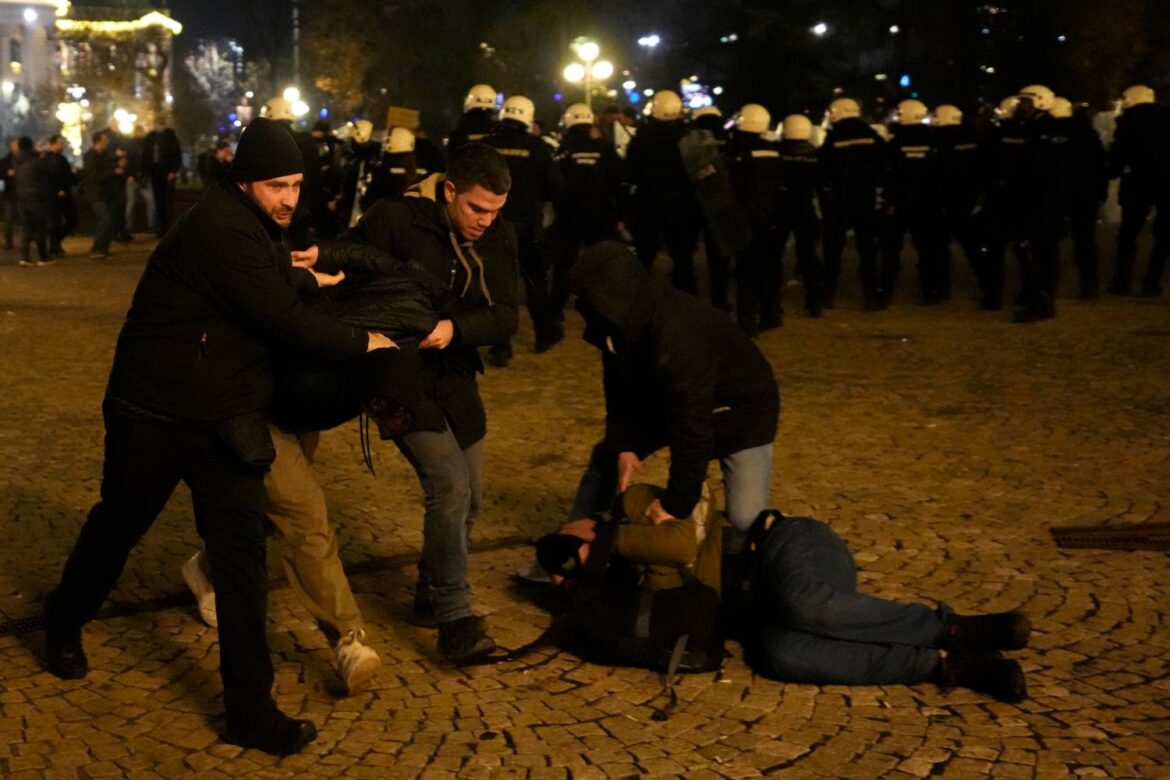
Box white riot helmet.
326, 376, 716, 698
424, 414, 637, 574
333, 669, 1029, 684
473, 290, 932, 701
500, 95, 535, 128
464, 83, 497, 112
384, 126, 415, 154
693, 106, 722, 120
896, 99, 928, 125
562, 102, 594, 128
1017, 84, 1055, 112
1122, 84, 1155, 108
1050, 97, 1073, 119
781, 114, 813, 141
827, 97, 861, 123
351, 119, 374, 144
997, 96, 1019, 119
735, 104, 771, 135
262, 96, 294, 122
649, 90, 683, 121
932, 104, 963, 126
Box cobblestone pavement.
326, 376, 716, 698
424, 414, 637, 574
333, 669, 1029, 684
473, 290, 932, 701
0, 234, 1168, 778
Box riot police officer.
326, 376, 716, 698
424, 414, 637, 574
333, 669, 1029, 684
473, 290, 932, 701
450, 84, 499, 151
692, 106, 733, 311
339, 120, 381, 229
726, 104, 783, 333
881, 99, 946, 305
819, 97, 886, 309
547, 103, 621, 328
625, 89, 703, 294
777, 114, 826, 317
1050, 97, 1107, 299
932, 104, 985, 302
1108, 84, 1170, 297
364, 127, 429, 208
485, 95, 565, 362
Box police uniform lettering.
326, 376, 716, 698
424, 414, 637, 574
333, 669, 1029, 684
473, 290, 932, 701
750, 149, 781, 158
496, 148, 532, 158
832, 138, 876, 148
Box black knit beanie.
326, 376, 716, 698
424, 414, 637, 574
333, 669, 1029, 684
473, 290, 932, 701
232, 117, 304, 182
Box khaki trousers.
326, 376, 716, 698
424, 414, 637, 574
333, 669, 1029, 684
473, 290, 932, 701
265, 426, 363, 641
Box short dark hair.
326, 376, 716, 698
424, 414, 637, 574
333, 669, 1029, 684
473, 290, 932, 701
92, 130, 109, 144
17, 136, 33, 151
445, 143, 510, 195
46, 134, 62, 145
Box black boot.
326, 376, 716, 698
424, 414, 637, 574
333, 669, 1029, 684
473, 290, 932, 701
487, 342, 512, 368
224, 708, 318, 756
936, 651, 1027, 703
941, 610, 1031, 651
45, 625, 88, 680
438, 615, 496, 664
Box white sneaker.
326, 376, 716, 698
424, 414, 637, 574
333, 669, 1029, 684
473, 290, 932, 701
17, 259, 33, 267
180, 551, 218, 627
335, 629, 380, 695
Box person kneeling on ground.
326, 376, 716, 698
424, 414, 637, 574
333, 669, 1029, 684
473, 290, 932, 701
540, 486, 1031, 703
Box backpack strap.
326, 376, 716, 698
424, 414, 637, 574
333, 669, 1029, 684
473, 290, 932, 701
651, 633, 690, 722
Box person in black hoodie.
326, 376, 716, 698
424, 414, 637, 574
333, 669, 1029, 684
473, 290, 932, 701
42, 117, 394, 757
568, 241, 779, 553
13, 136, 53, 266
1107, 84, 1170, 297
296, 143, 519, 665
819, 98, 886, 310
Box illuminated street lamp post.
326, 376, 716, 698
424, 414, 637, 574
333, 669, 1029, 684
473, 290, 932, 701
563, 39, 613, 107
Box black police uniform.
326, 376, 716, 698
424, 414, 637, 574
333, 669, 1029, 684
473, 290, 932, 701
818, 117, 885, 308
1108, 102, 1170, 296
364, 151, 431, 209
625, 117, 703, 294
449, 109, 497, 151
1052, 113, 1107, 298
934, 122, 984, 300
777, 136, 826, 316
882, 122, 946, 304
694, 113, 734, 310
485, 120, 566, 356
726, 130, 783, 331
548, 123, 622, 324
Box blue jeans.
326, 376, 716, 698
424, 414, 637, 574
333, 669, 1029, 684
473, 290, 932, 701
569, 439, 772, 541
756, 517, 945, 685
394, 426, 482, 623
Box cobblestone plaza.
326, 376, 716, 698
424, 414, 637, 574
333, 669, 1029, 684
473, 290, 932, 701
0, 238, 1167, 778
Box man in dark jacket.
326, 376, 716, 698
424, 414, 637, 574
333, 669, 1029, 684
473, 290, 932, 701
13, 137, 53, 266
1051, 98, 1107, 299
44, 134, 78, 256
568, 241, 779, 552
82, 130, 119, 257
485, 95, 565, 362
1107, 85, 1170, 297
142, 124, 183, 236
2, 137, 19, 250
43, 117, 394, 756
932, 105, 985, 302
300, 143, 519, 664
819, 98, 886, 309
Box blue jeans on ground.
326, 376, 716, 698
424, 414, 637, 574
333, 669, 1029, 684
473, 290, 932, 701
394, 426, 482, 623
90, 199, 114, 254
569, 439, 773, 542
756, 516, 945, 685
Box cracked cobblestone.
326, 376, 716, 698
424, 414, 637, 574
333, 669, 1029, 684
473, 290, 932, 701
0, 235, 1167, 777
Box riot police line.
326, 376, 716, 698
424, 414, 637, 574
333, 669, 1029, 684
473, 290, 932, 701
260, 80, 1169, 333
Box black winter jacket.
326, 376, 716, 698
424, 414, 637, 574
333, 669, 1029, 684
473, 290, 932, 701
105, 180, 367, 423
572, 242, 779, 519
317, 173, 519, 447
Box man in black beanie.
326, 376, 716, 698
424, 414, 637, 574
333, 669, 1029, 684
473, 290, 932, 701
42, 117, 394, 756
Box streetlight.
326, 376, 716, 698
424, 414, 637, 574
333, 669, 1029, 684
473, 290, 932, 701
637, 34, 660, 48
811, 22, 828, 36
282, 86, 300, 103
564, 39, 613, 106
